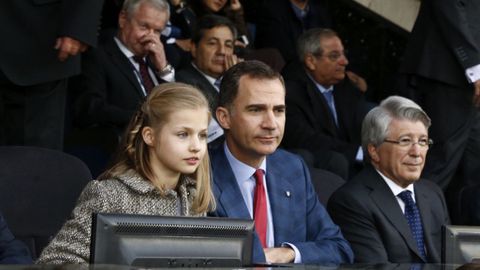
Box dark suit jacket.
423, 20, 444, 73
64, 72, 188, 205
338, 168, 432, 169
0, 212, 32, 264
254, 0, 332, 64
283, 70, 366, 163
0, 0, 103, 85
400, 0, 480, 87
176, 63, 219, 112
209, 146, 354, 264
327, 165, 450, 263
73, 37, 163, 130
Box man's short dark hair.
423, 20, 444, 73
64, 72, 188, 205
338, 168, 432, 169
191, 14, 237, 45
218, 60, 284, 109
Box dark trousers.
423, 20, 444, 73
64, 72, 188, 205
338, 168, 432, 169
0, 72, 67, 150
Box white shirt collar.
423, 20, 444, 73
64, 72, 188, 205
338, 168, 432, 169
306, 72, 333, 93
223, 143, 267, 187
114, 37, 137, 59
191, 62, 219, 90
375, 168, 416, 201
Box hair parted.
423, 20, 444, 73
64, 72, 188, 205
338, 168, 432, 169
297, 28, 338, 62
122, 0, 170, 19
361, 95, 431, 161
191, 14, 237, 45
218, 60, 284, 110
99, 82, 214, 213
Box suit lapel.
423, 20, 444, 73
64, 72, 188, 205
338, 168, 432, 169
265, 155, 294, 246
365, 167, 425, 260
305, 76, 338, 135
415, 182, 439, 262
211, 147, 251, 219
104, 37, 145, 97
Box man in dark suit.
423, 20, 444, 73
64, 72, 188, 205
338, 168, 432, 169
255, 0, 332, 64
400, 0, 480, 190
176, 15, 241, 145
210, 60, 353, 264
282, 28, 369, 179
0, 212, 32, 264
0, 0, 104, 149
73, 0, 175, 133
328, 96, 450, 263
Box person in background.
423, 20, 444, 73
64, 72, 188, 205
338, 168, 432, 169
0, 212, 32, 264
328, 96, 450, 263
210, 60, 353, 264
176, 14, 241, 147
37, 83, 215, 264
0, 0, 104, 150
400, 0, 480, 192
282, 28, 370, 180
73, 0, 175, 134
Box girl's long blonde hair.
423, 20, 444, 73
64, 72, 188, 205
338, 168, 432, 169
99, 82, 215, 213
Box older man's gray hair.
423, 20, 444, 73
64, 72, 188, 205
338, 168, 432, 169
361, 95, 431, 159
296, 28, 338, 63
122, 0, 170, 18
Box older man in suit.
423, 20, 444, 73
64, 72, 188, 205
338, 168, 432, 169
210, 60, 353, 264
328, 96, 450, 263
0, 0, 103, 149
0, 212, 32, 264
282, 28, 370, 179
73, 0, 175, 133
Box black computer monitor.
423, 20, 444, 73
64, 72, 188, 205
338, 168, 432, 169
90, 213, 254, 267
442, 225, 480, 264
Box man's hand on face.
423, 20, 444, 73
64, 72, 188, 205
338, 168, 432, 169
264, 247, 295, 264
224, 53, 244, 70
140, 32, 168, 70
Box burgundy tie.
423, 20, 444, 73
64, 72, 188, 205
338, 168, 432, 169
133, 56, 154, 94
253, 169, 267, 248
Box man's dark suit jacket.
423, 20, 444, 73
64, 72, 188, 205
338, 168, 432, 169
175, 63, 219, 112
400, 0, 480, 87
0, 0, 103, 85
73, 36, 163, 130
0, 212, 32, 264
254, 0, 332, 64
209, 146, 354, 264
327, 165, 450, 263
282, 69, 366, 163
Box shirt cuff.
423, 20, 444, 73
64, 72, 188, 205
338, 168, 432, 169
281, 242, 301, 263
465, 64, 480, 83
355, 146, 364, 162
159, 68, 175, 83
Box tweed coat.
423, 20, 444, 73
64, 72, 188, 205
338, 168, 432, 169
37, 170, 201, 264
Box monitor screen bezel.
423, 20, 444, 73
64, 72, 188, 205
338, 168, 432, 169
90, 213, 254, 267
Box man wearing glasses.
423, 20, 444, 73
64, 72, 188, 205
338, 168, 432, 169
327, 95, 450, 263
282, 28, 370, 180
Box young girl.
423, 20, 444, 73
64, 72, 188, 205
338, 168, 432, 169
37, 83, 214, 264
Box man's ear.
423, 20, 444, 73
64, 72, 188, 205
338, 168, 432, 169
118, 10, 127, 29
368, 144, 380, 163
216, 107, 231, 130
141, 126, 155, 146
190, 42, 198, 59
304, 54, 316, 71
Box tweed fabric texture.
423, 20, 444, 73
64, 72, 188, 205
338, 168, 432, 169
36, 170, 201, 264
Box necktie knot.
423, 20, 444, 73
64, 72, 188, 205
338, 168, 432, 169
254, 169, 264, 186
398, 190, 414, 205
